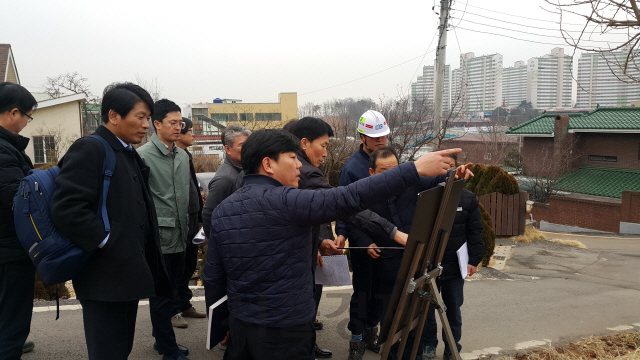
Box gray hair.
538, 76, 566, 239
222, 125, 251, 147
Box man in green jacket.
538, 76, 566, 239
138, 99, 191, 360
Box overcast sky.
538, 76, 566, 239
1, 0, 631, 107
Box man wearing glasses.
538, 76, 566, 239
138, 99, 191, 360
0, 82, 38, 358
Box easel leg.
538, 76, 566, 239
430, 278, 462, 360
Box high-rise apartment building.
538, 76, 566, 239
576, 50, 640, 107
451, 68, 464, 113
527, 47, 572, 109
410, 61, 451, 112
502, 61, 527, 108
459, 52, 503, 113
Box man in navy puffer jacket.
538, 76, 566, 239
421, 156, 483, 360
203, 129, 469, 360
350, 147, 450, 360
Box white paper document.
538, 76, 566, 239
192, 227, 206, 245
457, 242, 469, 279
315, 255, 352, 286
206, 295, 227, 350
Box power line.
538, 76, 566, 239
298, 48, 438, 98
454, 1, 584, 26
452, 8, 631, 35
406, 30, 439, 96
455, 26, 581, 47
459, 18, 627, 44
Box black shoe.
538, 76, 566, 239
347, 340, 365, 360
23, 341, 34, 353
154, 342, 189, 356
363, 326, 380, 353
314, 343, 332, 358
313, 318, 324, 330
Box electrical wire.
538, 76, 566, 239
455, 26, 577, 46
452, 8, 631, 35
298, 48, 439, 97
458, 18, 627, 44
406, 30, 439, 96
454, 1, 585, 26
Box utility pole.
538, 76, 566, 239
433, 0, 449, 149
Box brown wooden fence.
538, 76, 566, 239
477, 191, 528, 236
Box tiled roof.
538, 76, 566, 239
555, 166, 640, 198
506, 113, 581, 135
506, 107, 640, 135
569, 107, 640, 130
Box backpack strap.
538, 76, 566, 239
88, 135, 116, 233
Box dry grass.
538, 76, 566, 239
508, 332, 640, 360
509, 226, 586, 249
547, 239, 587, 249
511, 226, 548, 243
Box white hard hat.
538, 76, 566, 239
357, 110, 390, 138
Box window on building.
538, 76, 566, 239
33, 136, 56, 164
484, 153, 491, 160
239, 113, 253, 122
209, 113, 238, 122
192, 108, 207, 116
588, 155, 617, 163
255, 113, 282, 122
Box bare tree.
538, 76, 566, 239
546, 0, 640, 82
133, 74, 164, 102
32, 124, 76, 167
43, 72, 102, 137
519, 137, 582, 202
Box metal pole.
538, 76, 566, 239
433, 0, 449, 149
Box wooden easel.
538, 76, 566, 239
378, 175, 465, 360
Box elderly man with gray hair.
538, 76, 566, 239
202, 125, 250, 238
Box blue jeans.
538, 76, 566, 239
421, 277, 464, 357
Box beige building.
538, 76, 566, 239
23, 93, 88, 165
186, 92, 298, 135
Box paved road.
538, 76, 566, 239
24, 232, 640, 360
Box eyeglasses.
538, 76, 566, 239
19, 110, 34, 123
166, 121, 185, 129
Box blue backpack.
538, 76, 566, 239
13, 134, 115, 286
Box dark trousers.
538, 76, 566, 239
226, 316, 316, 360
176, 242, 198, 313
79, 299, 138, 360
348, 251, 382, 335
377, 256, 420, 360
421, 277, 465, 356
150, 251, 184, 357
0, 260, 35, 360
313, 284, 323, 314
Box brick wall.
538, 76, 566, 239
532, 191, 640, 233
522, 137, 554, 175
440, 140, 519, 166
621, 191, 640, 223
580, 133, 640, 170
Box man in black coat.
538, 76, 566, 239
0, 82, 38, 359
201, 124, 249, 238
421, 155, 483, 360
51, 83, 172, 360
287, 118, 408, 358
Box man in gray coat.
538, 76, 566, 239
202, 125, 250, 237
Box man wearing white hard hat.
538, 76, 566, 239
337, 110, 393, 358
